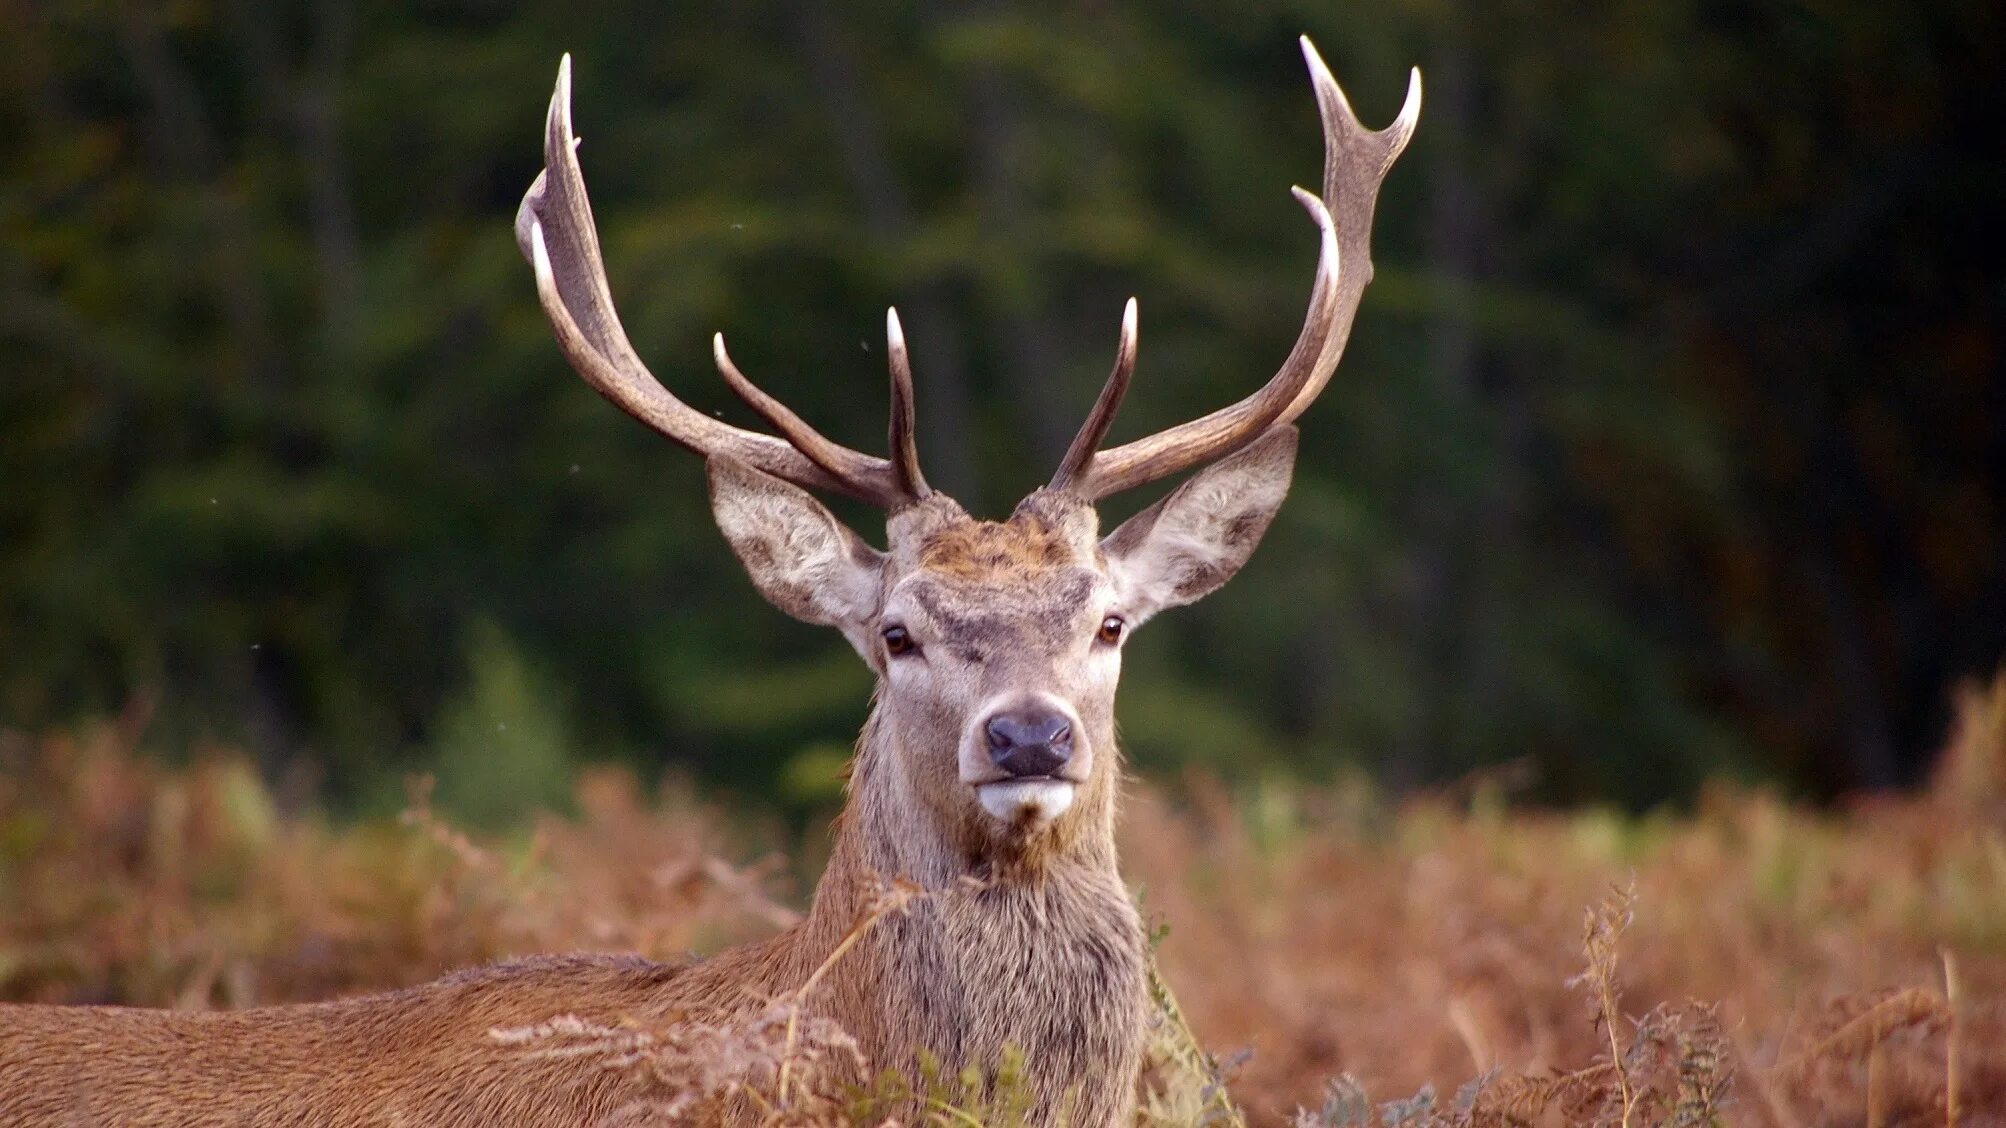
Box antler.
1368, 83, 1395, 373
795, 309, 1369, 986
1049, 37, 1421, 500
515, 55, 926, 508
1050, 298, 1139, 489
711, 308, 929, 502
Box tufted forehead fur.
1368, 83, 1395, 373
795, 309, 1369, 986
917, 517, 1077, 580
913, 492, 1101, 582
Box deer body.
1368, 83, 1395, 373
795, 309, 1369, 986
0, 37, 1415, 1126
1, 709, 1145, 1125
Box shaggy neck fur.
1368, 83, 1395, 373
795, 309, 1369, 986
794, 703, 1147, 1124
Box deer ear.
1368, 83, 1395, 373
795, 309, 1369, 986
1101, 426, 1297, 624
708, 456, 884, 629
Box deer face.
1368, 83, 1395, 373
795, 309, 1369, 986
707, 428, 1297, 851
877, 495, 1118, 835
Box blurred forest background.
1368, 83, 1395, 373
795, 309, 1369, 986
1, 0, 2001, 820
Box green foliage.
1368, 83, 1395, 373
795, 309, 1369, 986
428, 619, 574, 829
0, 0, 1998, 807
778, 742, 854, 808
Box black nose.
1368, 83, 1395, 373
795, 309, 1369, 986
984, 709, 1073, 778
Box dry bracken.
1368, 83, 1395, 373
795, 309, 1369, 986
6, 671, 2006, 1124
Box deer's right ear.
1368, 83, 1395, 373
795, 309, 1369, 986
708, 456, 884, 629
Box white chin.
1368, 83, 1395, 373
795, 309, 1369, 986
975, 780, 1076, 827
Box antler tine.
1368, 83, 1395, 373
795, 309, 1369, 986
1049, 298, 1139, 493
710, 333, 874, 488
516, 55, 904, 506
1275, 40, 1421, 427
1058, 189, 1342, 501
712, 315, 929, 506
884, 308, 930, 500
1054, 39, 1419, 501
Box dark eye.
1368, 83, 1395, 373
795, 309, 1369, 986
1096, 615, 1126, 645
882, 625, 917, 657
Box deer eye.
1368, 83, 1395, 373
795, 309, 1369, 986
882, 625, 917, 657
1096, 616, 1126, 646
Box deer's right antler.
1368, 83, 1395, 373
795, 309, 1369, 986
514, 56, 927, 508
1048, 38, 1420, 501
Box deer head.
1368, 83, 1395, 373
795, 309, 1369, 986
515, 40, 1418, 877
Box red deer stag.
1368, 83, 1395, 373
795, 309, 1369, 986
0, 37, 1417, 1126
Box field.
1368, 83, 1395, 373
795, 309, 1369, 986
5, 675, 2006, 1126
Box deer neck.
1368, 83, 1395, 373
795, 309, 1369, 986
792, 705, 1146, 1123
792, 701, 1139, 977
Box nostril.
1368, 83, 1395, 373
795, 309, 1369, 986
985, 711, 1068, 751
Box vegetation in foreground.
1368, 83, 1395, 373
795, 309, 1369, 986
5, 673, 2005, 1125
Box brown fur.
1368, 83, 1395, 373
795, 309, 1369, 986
0, 435, 1298, 1126
918, 509, 1085, 580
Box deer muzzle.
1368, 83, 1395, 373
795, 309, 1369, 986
967, 697, 1085, 827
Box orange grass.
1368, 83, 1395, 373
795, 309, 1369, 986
5, 673, 2006, 1125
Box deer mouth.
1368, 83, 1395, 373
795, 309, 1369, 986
974, 778, 1077, 826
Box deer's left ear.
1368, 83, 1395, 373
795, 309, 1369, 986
1101, 426, 1297, 624
708, 456, 884, 630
